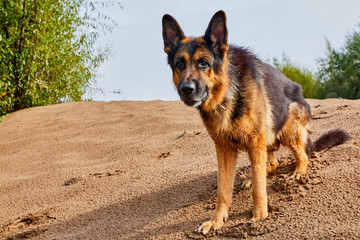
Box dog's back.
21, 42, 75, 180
227, 46, 311, 135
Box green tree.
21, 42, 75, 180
318, 24, 360, 99
0, 0, 119, 117
271, 54, 321, 98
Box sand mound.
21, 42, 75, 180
1, 99, 359, 239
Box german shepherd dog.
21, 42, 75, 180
162, 10, 350, 234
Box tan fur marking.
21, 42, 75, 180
279, 102, 310, 178
267, 150, 279, 174
181, 37, 194, 44
172, 51, 190, 86
192, 46, 213, 65
248, 132, 268, 219
200, 52, 230, 112
260, 78, 276, 146
198, 144, 237, 234
196, 37, 206, 44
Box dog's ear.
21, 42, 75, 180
204, 11, 228, 57
162, 14, 185, 55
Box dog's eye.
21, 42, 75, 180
176, 60, 185, 70
198, 59, 209, 69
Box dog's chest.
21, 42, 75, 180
200, 108, 252, 147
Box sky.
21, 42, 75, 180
92, 0, 360, 101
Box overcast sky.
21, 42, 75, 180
92, 0, 360, 101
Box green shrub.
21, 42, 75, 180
271, 54, 322, 99
0, 1, 118, 116
317, 24, 360, 99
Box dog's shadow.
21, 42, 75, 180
32, 172, 218, 239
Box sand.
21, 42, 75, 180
0, 99, 359, 239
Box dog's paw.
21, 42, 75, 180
251, 212, 268, 222
198, 219, 224, 235
267, 162, 279, 174
241, 177, 252, 189
198, 210, 228, 235
290, 169, 307, 180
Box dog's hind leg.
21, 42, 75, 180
289, 146, 308, 179
241, 148, 278, 190
288, 128, 309, 179
198, 144, 237, 234
281, 102, 310, 179
267, 150, 279, 174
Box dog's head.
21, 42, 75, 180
162, 11, 229, 108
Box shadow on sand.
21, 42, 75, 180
34, 173, 219, 239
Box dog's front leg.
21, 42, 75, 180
198, 143, 237, 235
248, 135, 268, 220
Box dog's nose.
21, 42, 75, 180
179, 81, 195, 97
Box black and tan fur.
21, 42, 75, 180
162, 11, 350, 235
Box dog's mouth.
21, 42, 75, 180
183, 98, 199, 107
182, 98, 199, 107
180, 89, 209, 107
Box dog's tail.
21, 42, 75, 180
309, 129, 351, 152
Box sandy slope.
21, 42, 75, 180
0, 99, 359, 239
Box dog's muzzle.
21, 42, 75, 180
178, 80, 208, 107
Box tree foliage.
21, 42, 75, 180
0, 0, 119, 116
271, 54, 321, 99
272, 21, 360, 100
317, 25, 360, 99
